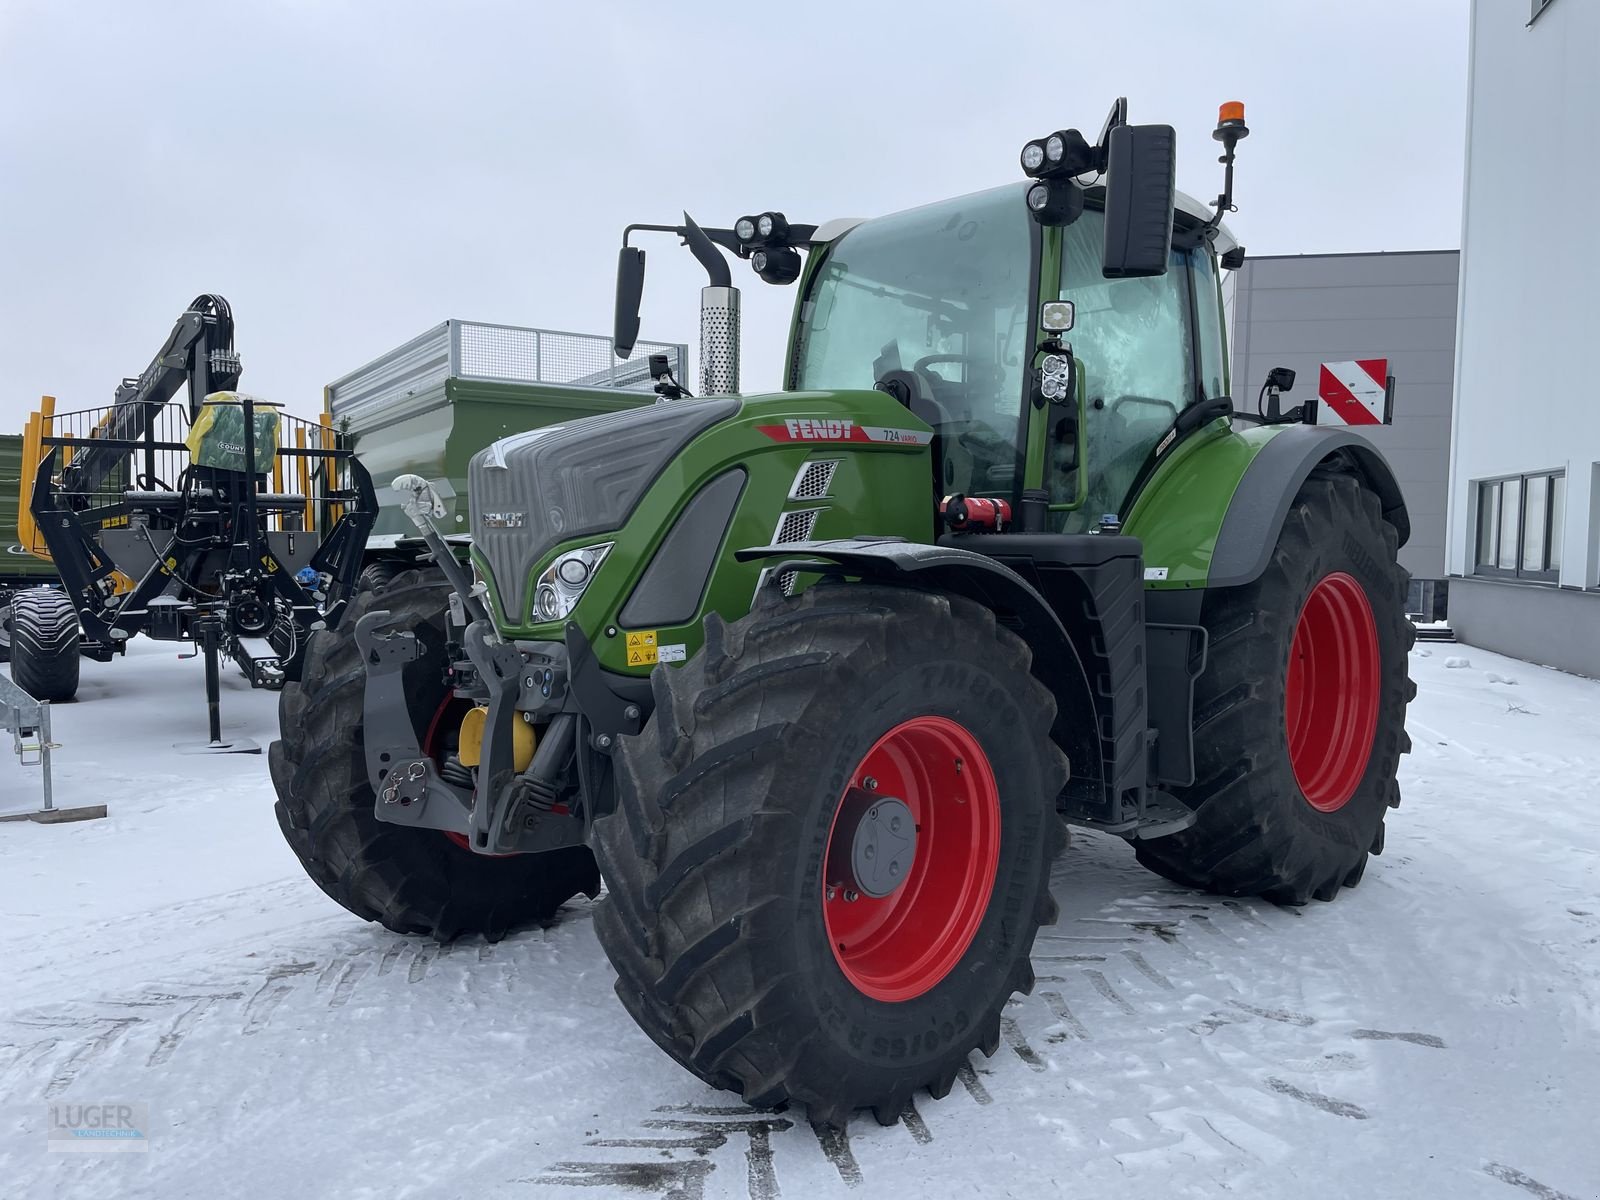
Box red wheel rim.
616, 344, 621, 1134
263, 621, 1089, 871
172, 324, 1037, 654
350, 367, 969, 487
822, 716, 1000, 1002
1285, 572, 1381, 812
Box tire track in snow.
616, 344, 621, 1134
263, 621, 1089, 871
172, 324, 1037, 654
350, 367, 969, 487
1482, 1163, 1582, 1200
1264, 1077, 1368, 1120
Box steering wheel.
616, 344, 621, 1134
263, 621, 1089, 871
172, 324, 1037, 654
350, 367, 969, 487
912, 353, 982, 401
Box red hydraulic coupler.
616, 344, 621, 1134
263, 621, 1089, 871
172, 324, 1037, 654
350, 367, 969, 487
940, 493, 1012, 533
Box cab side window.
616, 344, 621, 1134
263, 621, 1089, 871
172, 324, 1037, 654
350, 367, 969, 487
1053, 211, 1196, 524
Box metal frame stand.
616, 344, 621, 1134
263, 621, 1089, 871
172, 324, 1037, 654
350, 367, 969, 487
173, 617, 260, 755
0, 673, 104, 823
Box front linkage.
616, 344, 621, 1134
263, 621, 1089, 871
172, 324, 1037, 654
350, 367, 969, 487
359, 476, 608, 855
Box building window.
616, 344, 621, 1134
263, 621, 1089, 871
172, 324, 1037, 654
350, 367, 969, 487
1475, 472, 1564, 582
1530, 0, 1559, 24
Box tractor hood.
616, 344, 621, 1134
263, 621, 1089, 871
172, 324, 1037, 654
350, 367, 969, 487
468, 398, 740, 623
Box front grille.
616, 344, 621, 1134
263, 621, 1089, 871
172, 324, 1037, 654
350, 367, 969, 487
773, 507, 823, 545
789, 459, 840, 501
469, 398, 738, 623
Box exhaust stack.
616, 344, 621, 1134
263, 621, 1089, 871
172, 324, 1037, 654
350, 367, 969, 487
698, 285, 741, 396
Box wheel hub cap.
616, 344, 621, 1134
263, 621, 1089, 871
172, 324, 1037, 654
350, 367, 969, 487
827, 791, 917, 899
822, 715, 1001, 1003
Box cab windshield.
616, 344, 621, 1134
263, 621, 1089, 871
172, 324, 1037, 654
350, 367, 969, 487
791, 184, 1033, 500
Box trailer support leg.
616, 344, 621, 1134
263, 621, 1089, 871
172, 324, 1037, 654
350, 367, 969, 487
174, 617, 260, 755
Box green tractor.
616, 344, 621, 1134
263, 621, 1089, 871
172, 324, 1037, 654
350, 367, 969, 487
271, 100, 1413, 1126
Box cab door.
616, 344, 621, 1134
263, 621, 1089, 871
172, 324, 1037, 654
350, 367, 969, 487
1044, 212, 1222, 530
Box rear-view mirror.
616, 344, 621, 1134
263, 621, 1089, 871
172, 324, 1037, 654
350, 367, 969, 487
613, 246, 646, 359
1102, 124, 1176, 279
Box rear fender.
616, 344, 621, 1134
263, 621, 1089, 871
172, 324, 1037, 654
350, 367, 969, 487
1127, 421, 1409, 594
734, 538, 1106, 813
1209, 425, 1408, 589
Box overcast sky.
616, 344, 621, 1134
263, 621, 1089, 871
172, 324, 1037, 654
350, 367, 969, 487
0, 0, 1467, 430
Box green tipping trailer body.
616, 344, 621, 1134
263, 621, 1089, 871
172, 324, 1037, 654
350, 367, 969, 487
327, 321, 687, 546
0, 434, 57, 588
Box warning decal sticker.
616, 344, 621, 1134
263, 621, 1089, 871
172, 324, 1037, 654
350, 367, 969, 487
625, 630, 658, 667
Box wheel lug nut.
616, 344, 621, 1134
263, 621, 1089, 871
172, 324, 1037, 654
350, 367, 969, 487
843, 889, 859, 903
862, 776, 878, 790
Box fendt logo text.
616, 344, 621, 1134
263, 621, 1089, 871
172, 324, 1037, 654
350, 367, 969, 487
784, 418, 855, 440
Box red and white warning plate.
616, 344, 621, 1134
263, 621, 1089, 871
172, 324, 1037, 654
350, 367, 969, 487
1317, 360, 1389, 426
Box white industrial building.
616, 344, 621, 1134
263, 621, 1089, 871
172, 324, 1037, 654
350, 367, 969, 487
1446, 0, 1600, 676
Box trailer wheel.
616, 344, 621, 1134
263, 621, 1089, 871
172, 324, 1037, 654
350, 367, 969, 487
269, 568, 599, 940
1135, 473, 1414, 904
593, 583, 1069, 1127
7, 587, 80, 702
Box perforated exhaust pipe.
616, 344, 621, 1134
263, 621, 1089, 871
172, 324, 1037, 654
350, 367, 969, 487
699, 285, 741, 396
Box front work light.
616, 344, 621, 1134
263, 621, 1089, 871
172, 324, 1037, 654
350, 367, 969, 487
752, 246, 802, 285
735, 216, 758, 242
1021, 140, 1047, 176
1025, 179, 1086, 227
1042, 128, 1095, 177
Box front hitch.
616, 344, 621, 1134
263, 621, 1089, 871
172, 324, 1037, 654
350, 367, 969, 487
354, 608, 474, 833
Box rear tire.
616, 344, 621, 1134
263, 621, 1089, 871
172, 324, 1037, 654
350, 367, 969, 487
1135, 473, 1414, 904
7, 587, 80, 702
269, 568, 599, 940
593, 583, 1068, 1127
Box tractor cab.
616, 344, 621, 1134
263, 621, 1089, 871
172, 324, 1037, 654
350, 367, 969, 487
788, 181, 1237, 533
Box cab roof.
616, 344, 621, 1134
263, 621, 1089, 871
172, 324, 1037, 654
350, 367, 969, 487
812, 183, 1238, 257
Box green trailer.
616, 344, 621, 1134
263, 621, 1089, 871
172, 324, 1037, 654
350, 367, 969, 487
327, 320, 686, 584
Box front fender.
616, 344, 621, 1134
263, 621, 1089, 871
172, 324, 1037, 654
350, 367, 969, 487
734, 537, 1106, 812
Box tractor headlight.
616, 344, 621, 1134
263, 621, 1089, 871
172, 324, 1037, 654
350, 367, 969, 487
1020, 140, 1046, 175
735, 216, 758, 242
1039, 353, 1076, 404
532, 542, 612, 623
1044, 133, 1065, 164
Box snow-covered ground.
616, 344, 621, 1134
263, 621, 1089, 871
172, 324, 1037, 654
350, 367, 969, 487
1, 639, 1596, 1200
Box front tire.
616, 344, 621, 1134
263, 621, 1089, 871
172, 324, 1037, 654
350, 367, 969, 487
7, 587, 80, 702
269, 568, 599, 940
1135, 473, 1414, 903
593, 584, 1068, 1127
